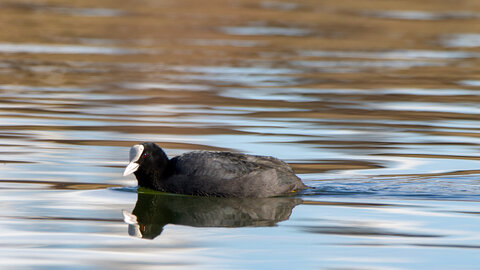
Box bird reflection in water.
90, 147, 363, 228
123, 192, 302, 239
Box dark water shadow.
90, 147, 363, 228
301, 225, 442, 238
123, 192, 302, 239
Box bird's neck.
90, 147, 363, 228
135, 157, 172, 191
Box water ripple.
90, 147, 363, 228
0, 43, 145, 55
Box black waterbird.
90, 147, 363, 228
123, 142, 307, 198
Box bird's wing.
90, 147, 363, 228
166, 151, 301, 197
170, 151, 294, 180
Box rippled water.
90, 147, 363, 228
1, 0, 480, 269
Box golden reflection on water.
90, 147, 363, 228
1, 0, 480, 268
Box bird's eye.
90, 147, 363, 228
142, 153, 148, 158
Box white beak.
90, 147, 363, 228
123, 162, 140, 176
123, 144, 144, 176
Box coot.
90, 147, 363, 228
123, 142, 307, 198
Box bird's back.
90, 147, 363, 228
164, 151, 305, 197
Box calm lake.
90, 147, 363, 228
1, 0, 480, 269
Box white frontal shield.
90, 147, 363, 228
123, 144, 144, 176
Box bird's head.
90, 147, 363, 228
123, 142, 169, 186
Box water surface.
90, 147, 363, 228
1, 0, 480, 269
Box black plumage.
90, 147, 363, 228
124, 142, 307, 198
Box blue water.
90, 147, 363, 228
1, 0, 480, 269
